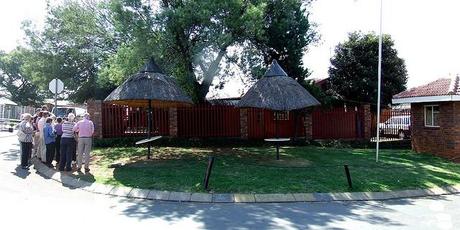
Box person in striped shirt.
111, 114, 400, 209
59, 113, 76, 172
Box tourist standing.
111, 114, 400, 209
17, 113, 34, 169
32, 109, 41, 158
54, 117, 63, 165
43, 118, 56, 167
59, 113, 76, 172
37, 111, 49, 162
73, 113, 94, 172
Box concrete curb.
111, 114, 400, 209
32, 159, 460, 203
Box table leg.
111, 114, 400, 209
276, 143, 280, 160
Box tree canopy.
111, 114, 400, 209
1, 0, 318, 104
0, 49, 44, 106
328, 32, 407, 106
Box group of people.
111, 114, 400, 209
17, 106, 95, 173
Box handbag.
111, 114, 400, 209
17, 128, 28, 142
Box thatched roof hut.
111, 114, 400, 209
238, 60, 320, 111
104, 58, 193, 108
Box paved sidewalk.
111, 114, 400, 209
32, 159, 460, 203
3, 135, 460, 229
0, 130, 16, 138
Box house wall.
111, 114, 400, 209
411, 102, 460, 159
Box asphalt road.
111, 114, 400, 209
1, 134, 459, 230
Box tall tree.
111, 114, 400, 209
0, 49, 44, 106
22, 0, 118, 103
328, 32, 407, 106
106, 0, 317, 102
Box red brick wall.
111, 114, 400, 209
86, 99, 103, 138
304, 110, 312, 140
240, 108, 248, 139
363, 104, 372, 139
411, 102, 460, 159
169, 108, 178, 137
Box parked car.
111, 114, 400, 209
51, 106, 86, 120
379, 115, 411, 139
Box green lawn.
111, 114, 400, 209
75, 145, 460, 193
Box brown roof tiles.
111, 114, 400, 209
393, 75, 460, 99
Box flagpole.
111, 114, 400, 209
376, 0, 383, 162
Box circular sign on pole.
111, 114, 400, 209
49, 79, 64, 94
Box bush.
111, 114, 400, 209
93, 137, 314, 148
93, 137, 411, 149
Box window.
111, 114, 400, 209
424, 105, 440, 127
274, 111, 289, 121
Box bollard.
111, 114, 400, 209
344, 165, 353, 189
203, 156, 215, 190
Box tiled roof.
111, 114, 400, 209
393, 75, 460, 99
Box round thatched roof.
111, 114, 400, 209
238, 60, 320, 111
104, 58, 193, 108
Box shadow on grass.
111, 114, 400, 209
94, 146, 460, 193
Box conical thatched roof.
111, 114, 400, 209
238, 60, 320, 111
104, 58, 193, 108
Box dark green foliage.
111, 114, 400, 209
20, 0, 119, 103
6, 0, 317, 103
328, 32, 407, 106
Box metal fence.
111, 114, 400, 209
371, 109, 411, 141
312, 107, 365, 139
0, 104, 35, 130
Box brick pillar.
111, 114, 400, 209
169, 107, 178, 137
87, 99, 103, 138
363, 104, 372, 139
240, 108, 248, 139
303, 109, 312, 140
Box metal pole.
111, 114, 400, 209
275, 111, 280, 160
376, 0, 383, 163
54, 78, 58, 112
344, 165, 353, 189
203, 156, 215, 190
147, 99, 152, 159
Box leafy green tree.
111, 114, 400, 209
105, 0, 317, 102
0, 49, 44, 106
18, 0, 318, 103
328, 32, 407, 106
22, 0, 118, 103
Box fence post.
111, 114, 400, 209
363, 104, 372, 139
169, 107, 178, 137
304, 109, 312, 140
344, 165, 353, 189
240, 108, 248, 139
203, 156, 215, 190
87, 99, 103, 138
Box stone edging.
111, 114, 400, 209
32, 159, 460, 203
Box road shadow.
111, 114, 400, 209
0, 142, 21, 162
11, 165, 31, 179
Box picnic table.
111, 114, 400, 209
264, 138, 290, 160
135, 136, 162, 145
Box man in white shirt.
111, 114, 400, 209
37, 111, 49, 163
